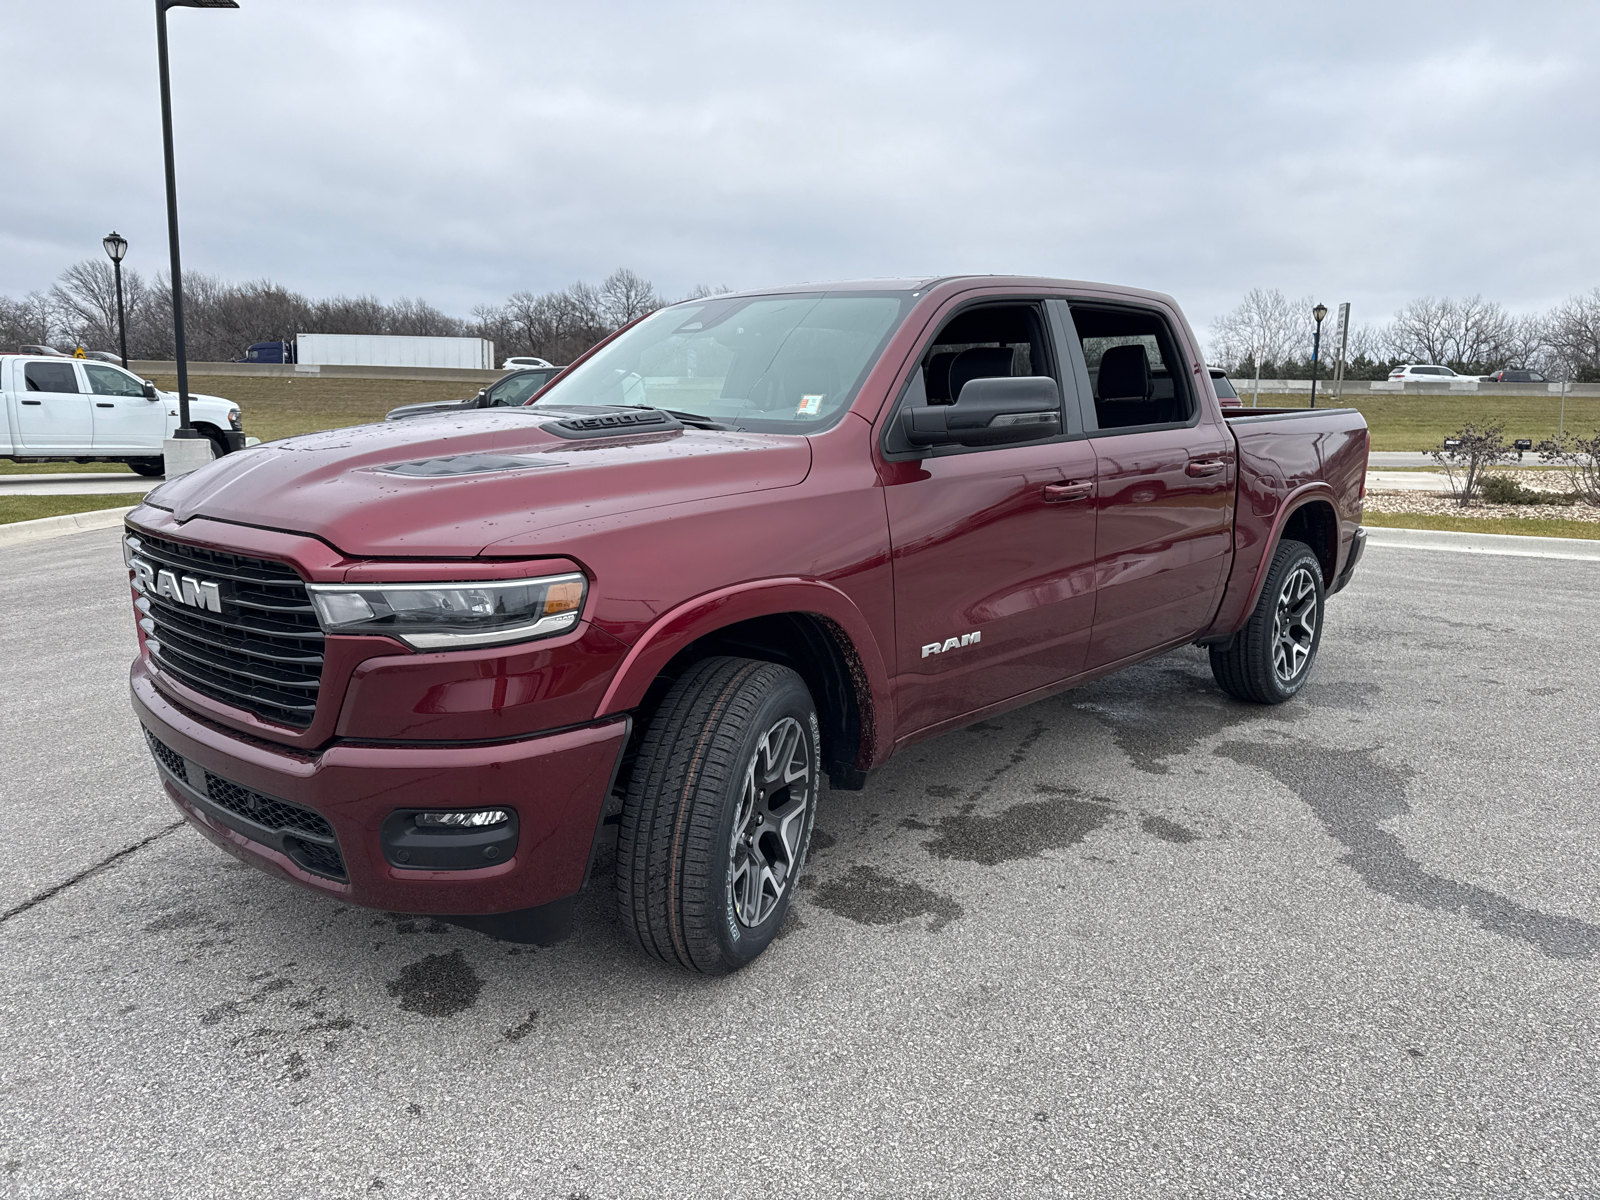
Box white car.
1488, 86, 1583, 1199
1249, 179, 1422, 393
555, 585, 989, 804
0, 355, 246, 476
1388, 364, 1464, 382
502, 356, 554, 370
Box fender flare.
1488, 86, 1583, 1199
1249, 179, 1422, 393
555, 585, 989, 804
595, 578, 895, 761
1237, 483, 1341, 620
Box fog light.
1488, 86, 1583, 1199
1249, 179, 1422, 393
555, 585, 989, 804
415, 809, 510, 828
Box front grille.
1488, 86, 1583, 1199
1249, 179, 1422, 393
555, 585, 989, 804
143, 731, 345, 880
129, 530, 324, 728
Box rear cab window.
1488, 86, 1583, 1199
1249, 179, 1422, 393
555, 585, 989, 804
24, 361, 80, 393
1060, 304, 1197, 433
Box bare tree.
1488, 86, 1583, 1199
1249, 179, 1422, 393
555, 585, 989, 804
1537, 428, 1600, 505
1208, 289, 1307, 372
1384, 294, 1525, 372
1545, 288, 1600, 381
599, 268, 664, 327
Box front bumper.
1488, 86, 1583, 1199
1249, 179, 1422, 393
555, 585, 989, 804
132, 661, 627, 924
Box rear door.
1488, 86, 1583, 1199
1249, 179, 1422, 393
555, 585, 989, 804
881, 297, 1098, 737
16, 360, 93, 451
84, 363, 164, 452
1056, 300, 1235, 669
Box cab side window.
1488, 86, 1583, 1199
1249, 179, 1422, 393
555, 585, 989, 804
920, 303, 1052, 406
24, 362, 80, 393
84, 364, 145, 397
489, 371, 549, 406
1068, 306, 1195, 431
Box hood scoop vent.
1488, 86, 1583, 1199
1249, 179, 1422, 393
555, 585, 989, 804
377, 453, 562, 478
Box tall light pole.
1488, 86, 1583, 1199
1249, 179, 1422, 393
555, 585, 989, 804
1308, 302, 1328, 409
102, 231, 129, 367
156, 0, 238, 442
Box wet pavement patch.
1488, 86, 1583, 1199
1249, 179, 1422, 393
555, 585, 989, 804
918, 792, 1116, 866
504, 1010, 539, 1042
1141, 815, 1201, 844
385, 949, 484, 1017
1217, 739, 1600, 960
811, 865, 963, 932
1077, 668, 1251, 775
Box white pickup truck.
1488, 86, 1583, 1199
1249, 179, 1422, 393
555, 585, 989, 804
0, 355, 247, 475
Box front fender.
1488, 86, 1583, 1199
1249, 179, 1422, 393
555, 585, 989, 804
595, 578, 895, 763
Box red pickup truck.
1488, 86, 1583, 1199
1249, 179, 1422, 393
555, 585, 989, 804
124, 276, 1368, 974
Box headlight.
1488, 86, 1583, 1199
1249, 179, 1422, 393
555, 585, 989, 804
305, 572, 586, 650
228, 409, 242, 430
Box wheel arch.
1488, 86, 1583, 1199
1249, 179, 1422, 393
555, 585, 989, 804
597, 580, 893, 788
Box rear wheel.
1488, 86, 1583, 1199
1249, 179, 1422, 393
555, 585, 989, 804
616, 657, 819, 974
1210, 538, 1324, 704
127, 458, 164, 477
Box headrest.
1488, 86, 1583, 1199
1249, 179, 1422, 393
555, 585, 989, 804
925, 352, 959, 402
1097, 344, 1151, 401
949, 347, 1016, 401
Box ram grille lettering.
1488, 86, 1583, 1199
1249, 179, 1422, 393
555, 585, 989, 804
921, 631, 981, 658
133, 558, 222, 613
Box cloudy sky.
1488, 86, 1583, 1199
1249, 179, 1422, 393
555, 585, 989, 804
5, 0, 1597, 334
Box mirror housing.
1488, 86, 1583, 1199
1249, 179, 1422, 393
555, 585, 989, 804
475, 388, 491, 408
141, 381, 159, 400
903, 376, 1062, 448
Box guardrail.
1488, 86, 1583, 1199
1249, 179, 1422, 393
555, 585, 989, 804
1233, 378, 1600, 398
128, 360, 507, 385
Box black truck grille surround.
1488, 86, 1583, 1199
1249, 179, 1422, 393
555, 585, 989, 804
131, 530, 324, 728
144, 730, 345, 880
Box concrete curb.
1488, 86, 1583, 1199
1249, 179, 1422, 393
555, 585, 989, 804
0, 506, 135, 549
1365, 526, 1600, 561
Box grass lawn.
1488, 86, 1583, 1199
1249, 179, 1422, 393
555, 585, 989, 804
0, 461, 133, 474
1362, 511, 1600, 540
0, 493, 148, 525
1254, 393, 1600, 452
146, 373, 470, 444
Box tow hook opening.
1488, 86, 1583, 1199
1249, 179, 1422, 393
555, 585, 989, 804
381, 808, 520, 871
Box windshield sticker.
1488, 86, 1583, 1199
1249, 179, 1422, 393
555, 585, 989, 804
797, 394, 825, 416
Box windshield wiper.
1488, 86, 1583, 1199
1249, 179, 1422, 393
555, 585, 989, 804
639, 406, 728, 430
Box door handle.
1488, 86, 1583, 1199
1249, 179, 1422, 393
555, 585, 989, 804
21, 399, 42, 406
96, 402, 115, 408
1043, 481, 1093, 503
1186, 459, 1226, 477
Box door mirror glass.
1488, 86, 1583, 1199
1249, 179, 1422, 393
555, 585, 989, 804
142, 381, 159, 399
903, 376, 1062, 448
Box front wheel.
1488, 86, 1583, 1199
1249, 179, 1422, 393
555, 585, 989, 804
616, 657, 819, 974
1210, 538, 1325, 704
127, 458, 164, 477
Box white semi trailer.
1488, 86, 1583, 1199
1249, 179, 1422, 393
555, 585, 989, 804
293, 334, 496, 370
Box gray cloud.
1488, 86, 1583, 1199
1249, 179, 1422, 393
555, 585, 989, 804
4, 0, 1597, 337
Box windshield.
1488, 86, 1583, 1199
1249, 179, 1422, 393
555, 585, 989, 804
529, 293, 909, 431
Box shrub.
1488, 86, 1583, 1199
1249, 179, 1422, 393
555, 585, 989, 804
1478, 474, 1571, 505
1536, 430, 1600, 507
1431, 423, 1510, 506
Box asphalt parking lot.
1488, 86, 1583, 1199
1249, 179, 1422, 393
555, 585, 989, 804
3, 528, 1597, 1199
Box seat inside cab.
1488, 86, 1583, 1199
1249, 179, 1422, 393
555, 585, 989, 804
921, 305, 1050, 404
1072, 306, 1194, 429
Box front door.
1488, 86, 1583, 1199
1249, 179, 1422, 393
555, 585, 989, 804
84, 364, 164, 452
882, 299, 1098, 738
15, 360, 93, 452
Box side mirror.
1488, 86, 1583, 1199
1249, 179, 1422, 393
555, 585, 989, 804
142, 381, 158, 399
903, 376, 1062, 448
476, 389, 491, 408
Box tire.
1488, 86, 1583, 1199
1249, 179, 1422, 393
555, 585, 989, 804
616, 656, 820, 974
197, 428, 229, 460
127, 458, 164, 477
1210, 538, 1325, 704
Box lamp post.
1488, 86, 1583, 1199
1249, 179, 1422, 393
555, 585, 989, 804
155, 0, 238, 444
1309, 302, 1328, 409
102, 232, 130, 367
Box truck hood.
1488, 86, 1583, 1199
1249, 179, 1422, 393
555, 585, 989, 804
143, 409, 813, 558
